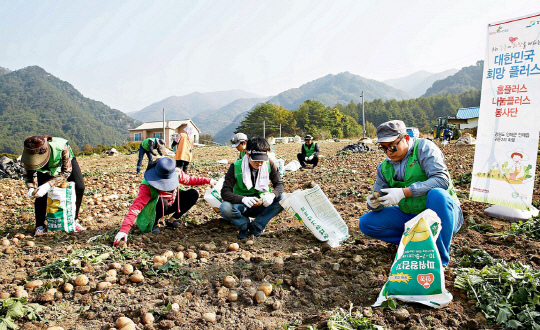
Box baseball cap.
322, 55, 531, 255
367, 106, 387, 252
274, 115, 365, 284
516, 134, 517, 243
248, 149, 268, 161
376, 120, 407, 143
230, 133, 248, 148
304, 134, 313, 140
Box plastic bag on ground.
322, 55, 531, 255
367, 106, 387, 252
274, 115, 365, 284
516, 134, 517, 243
46, 182, 76, 232
204, 176, 225, 212
279, 184, 348, 247
484, 204, 539, 221
373, 209, 452, 308
283, 160, 301, 172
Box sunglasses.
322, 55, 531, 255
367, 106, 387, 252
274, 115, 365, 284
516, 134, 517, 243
378, 136, 404, 153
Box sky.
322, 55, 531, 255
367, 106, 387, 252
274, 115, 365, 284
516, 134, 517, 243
1, 0, 539, 113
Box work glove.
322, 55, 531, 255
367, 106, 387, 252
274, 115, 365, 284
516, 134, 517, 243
209, 179, 218, 188
308, 155, 314, 160
305, 157, 309, 161
242, 197, 259, 208
366, 193, 381, 209
26, 188, 35, 198
34, 183, 51, 198
378, 188, 405, 206
261, 193, 275, 207
113, 231, 129, 246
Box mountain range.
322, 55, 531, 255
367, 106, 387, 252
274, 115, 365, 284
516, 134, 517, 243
0, 62, 483, 153
0, 66, 140, 155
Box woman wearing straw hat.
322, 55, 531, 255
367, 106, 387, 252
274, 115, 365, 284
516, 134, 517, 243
113, 157, 217, 245
21, 135, 86, 235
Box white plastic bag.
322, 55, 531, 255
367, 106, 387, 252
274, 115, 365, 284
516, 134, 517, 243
204, 176, 225, 211
46, 182, 76, 232
484, 204, 539, 220
373, 209, 453, 308
279, 184, 348, 247
283, 160, 301, 172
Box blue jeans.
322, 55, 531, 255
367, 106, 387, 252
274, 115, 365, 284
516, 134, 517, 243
359, 188, 463, 266
219, 193, 285, 232
136, 147, 154, 174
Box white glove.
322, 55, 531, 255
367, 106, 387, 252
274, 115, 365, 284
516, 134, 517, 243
366, 193, 381, 209
34, 183, 51, 198
261, 193, 275, 207
308, 155, 314, 160
378, 188, 405, 206
26, 188, 35, 198
305, 157, 309, 161
113, 231, 128, 246
242, 197, 259, 208
209, 179, 218, 188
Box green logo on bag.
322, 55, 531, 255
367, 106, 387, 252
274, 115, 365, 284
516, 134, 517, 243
211, 190, 222, 202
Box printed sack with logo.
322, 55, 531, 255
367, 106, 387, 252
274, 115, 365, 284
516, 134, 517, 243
373, 209, 453, 308
46, 182, 76, 233
204, 176, 225, 212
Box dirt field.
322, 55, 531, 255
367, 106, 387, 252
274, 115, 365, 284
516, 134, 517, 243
0, 140, 539, 329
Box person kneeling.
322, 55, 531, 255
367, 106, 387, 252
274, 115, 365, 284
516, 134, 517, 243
114, 157, 216, 245
358, 120, 463, 266
220, 137, 285, 239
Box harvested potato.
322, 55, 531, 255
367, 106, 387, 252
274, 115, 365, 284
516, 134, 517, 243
115, 317, 135, 330
259, 282, 272, 296
63, 283, 73, 293
1, 239, 10, 247
26, 241, 35, 247
202, 312, 216, 323
24, 280, 44, 290
60, 182, 69, 189
141, 313, 154, 325
162, 250, 174, 259
227, 290, 238, 302
109, 262, 121, 270
106, 269, 117, 277
97, 282, 111, 291
255, 290, 266, 303
228, 243, 239, 251
74, 275, 89, 286
122, 264, 134, 275
129, 270, 144, 283
253, 199, 263, 207
247, 287, 257, 297
223, 276, 236, 288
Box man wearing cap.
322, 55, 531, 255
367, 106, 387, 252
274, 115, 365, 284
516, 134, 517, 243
172, 126, 195, 173
136, 137, 166, 174
114, 157, 217, 245
220, 137, 285, 239
358, 120, 463, 266
21, 135, 86, 234
297, 135, 319, 169
230, 132, 248, 160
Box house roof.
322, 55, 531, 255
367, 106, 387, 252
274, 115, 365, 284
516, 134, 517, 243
129, 120, 200, 133
456, 107, 480, 119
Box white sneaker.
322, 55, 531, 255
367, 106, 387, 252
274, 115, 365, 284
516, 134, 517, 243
34, 226, 46, 235
74, 220, 86, 232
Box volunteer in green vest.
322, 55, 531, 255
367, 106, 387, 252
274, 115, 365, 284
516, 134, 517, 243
220, 137, 285, 239
359, 120, 463, 266
114, 157, 217, 245
136, 137, 165, 174
21, 135, 86, 235
230, 132, 248, 160
297, 134, 319, 169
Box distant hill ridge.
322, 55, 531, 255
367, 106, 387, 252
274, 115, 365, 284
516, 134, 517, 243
0, 66, 140, 154
384, 69, 458, 97
423, 61, 483, 97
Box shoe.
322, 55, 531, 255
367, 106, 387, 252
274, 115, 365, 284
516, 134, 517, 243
237, 229, 249, 239
165, 220, 180, 230
34, 226, 46, 235
248, 222, 264, 237
151, 226, 161, 235
74, 220, 86, 232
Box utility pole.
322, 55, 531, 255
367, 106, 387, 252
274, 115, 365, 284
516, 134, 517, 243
279, 123, 282, 138
263, 120, 265, 138
361, 91, 366, 138
162, 108, 166, 147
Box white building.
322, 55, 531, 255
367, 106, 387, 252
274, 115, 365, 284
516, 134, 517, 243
455, 107, 480, 129
128, 120, 200, 148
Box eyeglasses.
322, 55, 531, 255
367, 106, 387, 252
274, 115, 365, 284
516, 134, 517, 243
378, 136, 404, 153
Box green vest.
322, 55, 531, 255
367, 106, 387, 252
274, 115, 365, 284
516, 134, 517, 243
303, 143, 316, 157
380, 139, 458, 214
36, 138, 74, 177
141, 138, 156, 151
135, 179, 172, 233
232, 159, 271, 197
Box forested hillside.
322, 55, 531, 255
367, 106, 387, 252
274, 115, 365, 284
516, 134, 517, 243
423, 61, 483, 96
0, 66, 140, 154
232, 89, 481, 141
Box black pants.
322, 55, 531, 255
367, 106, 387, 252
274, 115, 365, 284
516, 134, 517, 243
137, 147, 155, 174
153, 189, 199, 227
176, 160, 189, 173
35, 158, 85, 227
297, 153, 319, 168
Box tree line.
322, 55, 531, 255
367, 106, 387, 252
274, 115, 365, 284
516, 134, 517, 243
236, 88, 481, 139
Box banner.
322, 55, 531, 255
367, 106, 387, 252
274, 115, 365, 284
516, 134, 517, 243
470, 13, 540, 210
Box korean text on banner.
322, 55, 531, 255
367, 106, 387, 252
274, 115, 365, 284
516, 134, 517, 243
470, 12, 540, 210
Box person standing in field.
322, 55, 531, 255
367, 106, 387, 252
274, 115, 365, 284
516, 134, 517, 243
21, 135, 86, 234
297, 134, 319, 169
359, 120, 463, 266
172, 126, 195, 173
136, 137, 165, 174
230, 132, 248, 160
